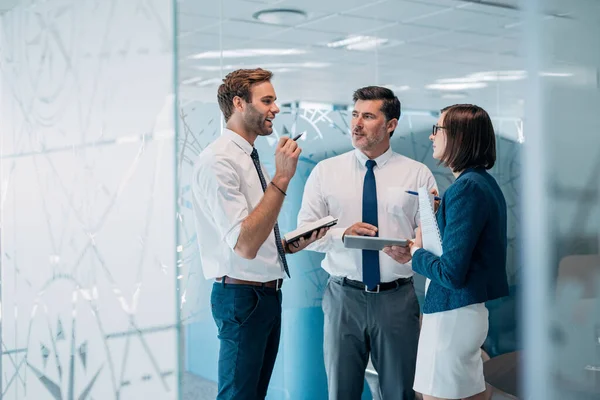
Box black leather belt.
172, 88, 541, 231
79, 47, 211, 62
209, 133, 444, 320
216, 276, 283, 290
333, 276, 412, 293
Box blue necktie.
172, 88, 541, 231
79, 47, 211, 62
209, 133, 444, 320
362, 159, 380, 290
250, 148, 290, 278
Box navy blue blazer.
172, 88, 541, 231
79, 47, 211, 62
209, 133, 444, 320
412, 167, 509, 313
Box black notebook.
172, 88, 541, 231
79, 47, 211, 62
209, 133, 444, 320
283, 216, 338, 244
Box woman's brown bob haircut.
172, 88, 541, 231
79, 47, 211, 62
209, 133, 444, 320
439, 104, 496, 171
217, 68, 273, 122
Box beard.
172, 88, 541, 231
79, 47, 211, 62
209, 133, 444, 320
243, 103, 272, 137
352, 126, 387, 150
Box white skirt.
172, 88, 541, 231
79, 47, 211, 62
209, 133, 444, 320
413, 280, 489, 398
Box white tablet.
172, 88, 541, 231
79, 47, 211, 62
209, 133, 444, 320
343, 235, 409, 251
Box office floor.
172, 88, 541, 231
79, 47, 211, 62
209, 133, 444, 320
182, 372, 218, 400
180, 372, 517, 400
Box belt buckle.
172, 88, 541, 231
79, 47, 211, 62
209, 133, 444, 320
276, 279, 282, 291
365, 284, 380, 293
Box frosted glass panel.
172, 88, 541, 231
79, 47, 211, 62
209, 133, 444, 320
0, 1, 178, 399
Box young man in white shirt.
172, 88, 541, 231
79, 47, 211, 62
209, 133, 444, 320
192, 68, 326, 400
298, 86, 437, 400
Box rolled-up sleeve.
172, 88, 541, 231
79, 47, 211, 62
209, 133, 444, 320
193, 154, 248, 250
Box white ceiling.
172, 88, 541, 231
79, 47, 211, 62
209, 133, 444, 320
176, 0, 597, 119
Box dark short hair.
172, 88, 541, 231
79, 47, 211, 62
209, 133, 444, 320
352, 86, 401, 137
217, 68, 273, 122
439, 104, 496, 171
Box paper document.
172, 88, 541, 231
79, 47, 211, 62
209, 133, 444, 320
417, 186, 443, 293
418, 186, 443, 257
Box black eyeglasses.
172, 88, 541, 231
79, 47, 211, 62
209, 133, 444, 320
432, 125, 446, 136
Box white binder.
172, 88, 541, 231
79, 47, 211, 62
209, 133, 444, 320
417, 186, 443, 293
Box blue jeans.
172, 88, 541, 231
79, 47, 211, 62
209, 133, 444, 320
211, 282, 282, 400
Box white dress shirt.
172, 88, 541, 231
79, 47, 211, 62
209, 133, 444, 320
192, 129, 284, 282
297, 147, 437, 282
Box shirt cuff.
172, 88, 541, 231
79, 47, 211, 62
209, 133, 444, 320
224, 223, 243, 251
410, 245, 421, 256
329, 227, 347, 249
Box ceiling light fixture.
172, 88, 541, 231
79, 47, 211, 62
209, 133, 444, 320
426, 82, 488, 91
181, 77, 205, 85
298, 101, 335, 111
269, 68, 295, 73
383, 84, 410, 92
189, 48, 306, 59
348, 38, 388, 51
181, 77, 222, 87
430, 71, 526, 91
468, 70, 527, 82
441, 93, 468, 99
429, 69, 573, 92
436, 77, 482, 84
194, 62, 330, 71
253, 8, 308, 25
196, 78, 222, 87
326, 35, 389, 51
327, 36, 369, 48
540, 72, 574, 77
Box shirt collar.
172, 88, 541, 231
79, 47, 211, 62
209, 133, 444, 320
223, 128, 254, 155
354, 146, 394, 168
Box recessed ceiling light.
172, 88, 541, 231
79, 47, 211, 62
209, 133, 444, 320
194, 62, 330, 71
441, 93, 468, 99
468, 70, 526, 82
298, 101, 335, 111
196, 78, 222, 87
253, 8, 308, 25
188, 48, 306, 59
436, 77, 482, 84
326, 35, 390, 51
426, 82, 488, 91
181, 77, 222, 87
348, 38, 388, 51
432, 71, 528, 89
181, 77, 205, 85
540, 72, 573, 77
327, 36, 368, 48
383, 84, 410, 92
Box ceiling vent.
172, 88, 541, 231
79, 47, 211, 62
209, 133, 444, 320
253, 8, 308, 25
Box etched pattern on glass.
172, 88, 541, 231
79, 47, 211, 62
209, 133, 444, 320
0, 1, 178, 399
177, 102, 521, 317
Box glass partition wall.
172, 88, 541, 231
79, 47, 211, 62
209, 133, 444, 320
1, 1, 179, 399
176, 1, 525, 398
522, 1, 600, 399
2, 0, 597, 399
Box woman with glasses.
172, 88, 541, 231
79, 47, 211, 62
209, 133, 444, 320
410, 104, 509, 400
